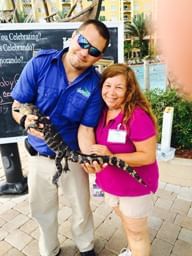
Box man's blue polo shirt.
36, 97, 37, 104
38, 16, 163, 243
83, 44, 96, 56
11, 49, 104, 155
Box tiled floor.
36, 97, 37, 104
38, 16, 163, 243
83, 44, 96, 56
0, 142, 192, 256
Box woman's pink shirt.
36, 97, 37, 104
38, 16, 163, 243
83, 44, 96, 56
95, 107, 159, 196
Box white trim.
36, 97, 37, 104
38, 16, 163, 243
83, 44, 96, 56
0, 136, 26, 144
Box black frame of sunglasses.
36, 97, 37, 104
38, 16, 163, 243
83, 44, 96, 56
77, 33, 102, 57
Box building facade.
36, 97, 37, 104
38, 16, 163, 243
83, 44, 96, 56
1, 0, 154, 23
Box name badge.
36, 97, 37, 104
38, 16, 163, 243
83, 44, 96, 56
107, 129, 127, 144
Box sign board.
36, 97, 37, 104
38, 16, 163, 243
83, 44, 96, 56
0, 21, 124, 144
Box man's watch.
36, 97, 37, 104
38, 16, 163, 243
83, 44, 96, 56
19, 115, 27, 129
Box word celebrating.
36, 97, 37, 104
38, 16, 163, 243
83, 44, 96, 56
0, 32, 42, 42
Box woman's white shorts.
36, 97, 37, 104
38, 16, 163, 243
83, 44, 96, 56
105, 193, 153, 218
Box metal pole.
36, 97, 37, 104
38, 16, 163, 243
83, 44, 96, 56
0, 143, 28, 195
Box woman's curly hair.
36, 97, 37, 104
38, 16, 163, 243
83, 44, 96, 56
101, 63, 158, 130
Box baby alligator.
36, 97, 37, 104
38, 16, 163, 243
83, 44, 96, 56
13, 103, 147, 187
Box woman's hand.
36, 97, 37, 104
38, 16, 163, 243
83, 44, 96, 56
90, 144, 112, 156
82, 144, 111, 174
82, 161, 104, 174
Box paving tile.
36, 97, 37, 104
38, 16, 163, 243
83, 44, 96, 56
0, 228, 8, 241
152, 207, 177, 222
0, 209, 20, 222
105, 227, 127, 253
171, 239, 192, 256
99, 248, 116, 256
2, 214, 29, 232
93, 212, 105, 229
95, 215, 118, 241
94, 237, 107, 254
178, 228, 192, 244
14, 200, 30, 215
10, 194, 28, 204
156, 188, 177, 201
164, 184, 181, 194
0, 240, 13, 256
5, 229, 32, 251
175, 214, 192, 231
0, 218, 6, 228
20, 219, 38, 234
178, 187, 192, 202
149, 228, 158, 242
30, 228, 39, 240
59, 220, 73, 239
149, 216, 163, 230
0, 196, 11, 204
155, 198, 174, 210
22, 239, 39, 256
171, 198, 191, 215
3, 248, 26, 256
94, 201, 112, 218
158, 181, 167, 190
188, 207, 192, 217
157, 222, 181, 244
106, 212, 121, 229
0, 201, 16, 215
151, 238, 173, 256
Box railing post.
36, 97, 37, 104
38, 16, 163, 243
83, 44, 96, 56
144, 58, 150, 91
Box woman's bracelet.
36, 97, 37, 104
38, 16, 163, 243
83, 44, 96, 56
19, 115, 27, 129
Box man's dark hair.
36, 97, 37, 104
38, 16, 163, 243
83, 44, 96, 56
78, 19, 110, 52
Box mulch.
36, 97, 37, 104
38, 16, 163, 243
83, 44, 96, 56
175, 149, 192, 159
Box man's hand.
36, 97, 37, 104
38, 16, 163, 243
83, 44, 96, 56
25, 114, 44, 139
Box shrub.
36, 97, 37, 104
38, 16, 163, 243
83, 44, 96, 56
145, 89, 192, 150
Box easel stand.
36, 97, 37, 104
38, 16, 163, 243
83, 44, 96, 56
0, 143, 28, 195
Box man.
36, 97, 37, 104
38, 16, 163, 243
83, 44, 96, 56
11, 19, 110, 256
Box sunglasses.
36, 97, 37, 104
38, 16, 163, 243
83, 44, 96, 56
77, 33, 102, 57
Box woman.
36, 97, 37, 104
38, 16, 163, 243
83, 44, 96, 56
83, 64, 159, 256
